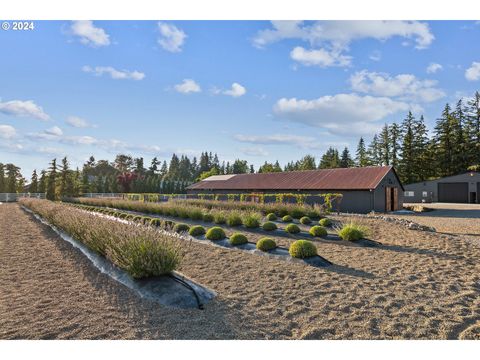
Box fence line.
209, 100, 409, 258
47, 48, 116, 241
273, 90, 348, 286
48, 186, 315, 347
0, 193, 46, 202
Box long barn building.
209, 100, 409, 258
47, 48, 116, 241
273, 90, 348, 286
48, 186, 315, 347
187, 166, 404, 213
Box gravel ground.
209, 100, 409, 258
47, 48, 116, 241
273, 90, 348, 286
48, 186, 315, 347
1, 203, 480, 339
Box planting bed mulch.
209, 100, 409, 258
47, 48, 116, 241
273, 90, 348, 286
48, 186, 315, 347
2, 203, 480, 339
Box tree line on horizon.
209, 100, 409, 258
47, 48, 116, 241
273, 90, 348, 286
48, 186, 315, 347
1, 91, 479, 197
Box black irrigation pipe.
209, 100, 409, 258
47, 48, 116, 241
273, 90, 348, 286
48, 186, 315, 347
169, 274, 204, 310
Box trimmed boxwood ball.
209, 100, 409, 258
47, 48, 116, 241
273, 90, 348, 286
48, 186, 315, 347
229, 233, 248, 245
285, 223, 301, 234
262, 222, 278, 231
256, 237, 277, 251
173, 223, 190, 233
149, 218, 162, 227
203, 213, 214, 222
189, 225, 206, 237
300, 216, 312, 225
162, 220, 176, 229
206, 226, 226, 240
309, 225, 327, 237
319, 218, 332, 227
282, 215, 293, 222
266, 213, 277, 221
289, 240, 318, 259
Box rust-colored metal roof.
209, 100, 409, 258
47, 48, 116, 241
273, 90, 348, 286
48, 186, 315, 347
187, 166, 396, 191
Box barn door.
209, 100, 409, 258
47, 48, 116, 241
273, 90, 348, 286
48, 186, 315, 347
385, 187, 392, 212
393, 187, 398, 211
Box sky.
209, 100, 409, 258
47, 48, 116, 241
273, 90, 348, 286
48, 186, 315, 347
1, 20, 480, 177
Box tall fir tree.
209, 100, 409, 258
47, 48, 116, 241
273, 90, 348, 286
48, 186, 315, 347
30, 169, 39, 193
340, 147, 354, 168
389, 123, 402, 168
398, 111, 416, 183
46, 158, 57, 200
355, 137, 369, 167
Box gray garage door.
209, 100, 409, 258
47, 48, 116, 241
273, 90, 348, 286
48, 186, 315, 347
438, 182, 469, 203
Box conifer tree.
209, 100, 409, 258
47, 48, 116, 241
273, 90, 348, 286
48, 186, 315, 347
433, 104, 455, 177
398, 111, 416, 183
319, 148, 340, 169
0, 163, 5, 193
38, 170, 47, 194
340, 147, 354, 168
355, 138, 369, 167
378, 124, 390, 165
367, 134, 381, 166
465, 91, 480, 166
30, 170, 39, 193
46, 159, 57, 200
389, 123, 401, 168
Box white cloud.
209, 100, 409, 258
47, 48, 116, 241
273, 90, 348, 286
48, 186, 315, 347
0, 124, 16, 139
254, 21, 434, 68
70, 21, 110, 47
290, 47, 351, 67
234, 134, 325, 149
369, 50, 382, 62
82, 66, 145, 80
240, 147, 269, 157
223, 83, 246, 97
273, 93, 415, 136
66, 116, 96, 128
45, 126, 63, 137
254, 20, 434, 50
426, 62, 443, 74
157, 22, 186, 53
174, 79, 201, 94
349, 70, 445, 102
465, 62, 480, 81
0, 99, 50, 121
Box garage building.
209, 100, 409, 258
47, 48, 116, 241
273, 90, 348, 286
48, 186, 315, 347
187, 166, 404, 213
403, 171, 480, 203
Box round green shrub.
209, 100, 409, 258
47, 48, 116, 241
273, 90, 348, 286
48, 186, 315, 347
229, 233, 248, 245
285, 223, 301, 234
189, 225, 206, 237
256, 237, 277, 251
173, 223, 190, 233
203, 213, 214, 222
338, 223, 367, 241
300, 216, 312, 225
266, 213, 277, 221
282, 215, 293, 222
206, 226, 226, 240
149, 218, 162, 227
309, 225, 327, 237
262, 222, 278, 231
289, 240, 318, 259
319, 218, 332, 227
226, 213, 243, 227
162, 220, 176, 229
118, 213, 128, 219
132, 215, 143, 222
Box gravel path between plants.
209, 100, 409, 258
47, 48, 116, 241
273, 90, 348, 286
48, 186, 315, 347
1, 203, 480, 339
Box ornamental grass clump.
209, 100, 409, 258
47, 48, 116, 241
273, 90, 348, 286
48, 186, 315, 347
226, 212, 243, 227
266, 213, 277, 221
189, 208, 204, 221
319, 218, 332, 227
189, 225, 206, 237
285, 223, 301, 234
203, 213, 215, 222
256, 237, 277, 252
205, 226, 226, 241
289, 207, 306, 219
337, 222, 369, 241
213, 211, 227, 224
282, 215, 293, 223
242, 212, 261, 228
309, 225, 327, 237
229, 233, 248, 245
300, 216, 312, 225
19, 198, 183, 279
262, 222, 277, 231
289, 240, 317, 259
173, 223, 190, 233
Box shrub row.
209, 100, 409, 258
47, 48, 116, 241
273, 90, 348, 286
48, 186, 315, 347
20, 199, 183, 279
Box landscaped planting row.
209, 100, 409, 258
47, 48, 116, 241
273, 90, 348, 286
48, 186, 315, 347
69, 202, 345, 240
69, 202, 370, 246
67, 196, 327, 221
20, 198, 184, 279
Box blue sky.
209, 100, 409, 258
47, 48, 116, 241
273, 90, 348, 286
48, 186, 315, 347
1, 20, 480, 176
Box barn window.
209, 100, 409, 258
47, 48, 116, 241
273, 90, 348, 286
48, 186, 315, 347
422, 191, 428, 197
404, 191, 415, 197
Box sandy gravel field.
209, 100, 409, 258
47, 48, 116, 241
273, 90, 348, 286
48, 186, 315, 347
1, 203, 480, 339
